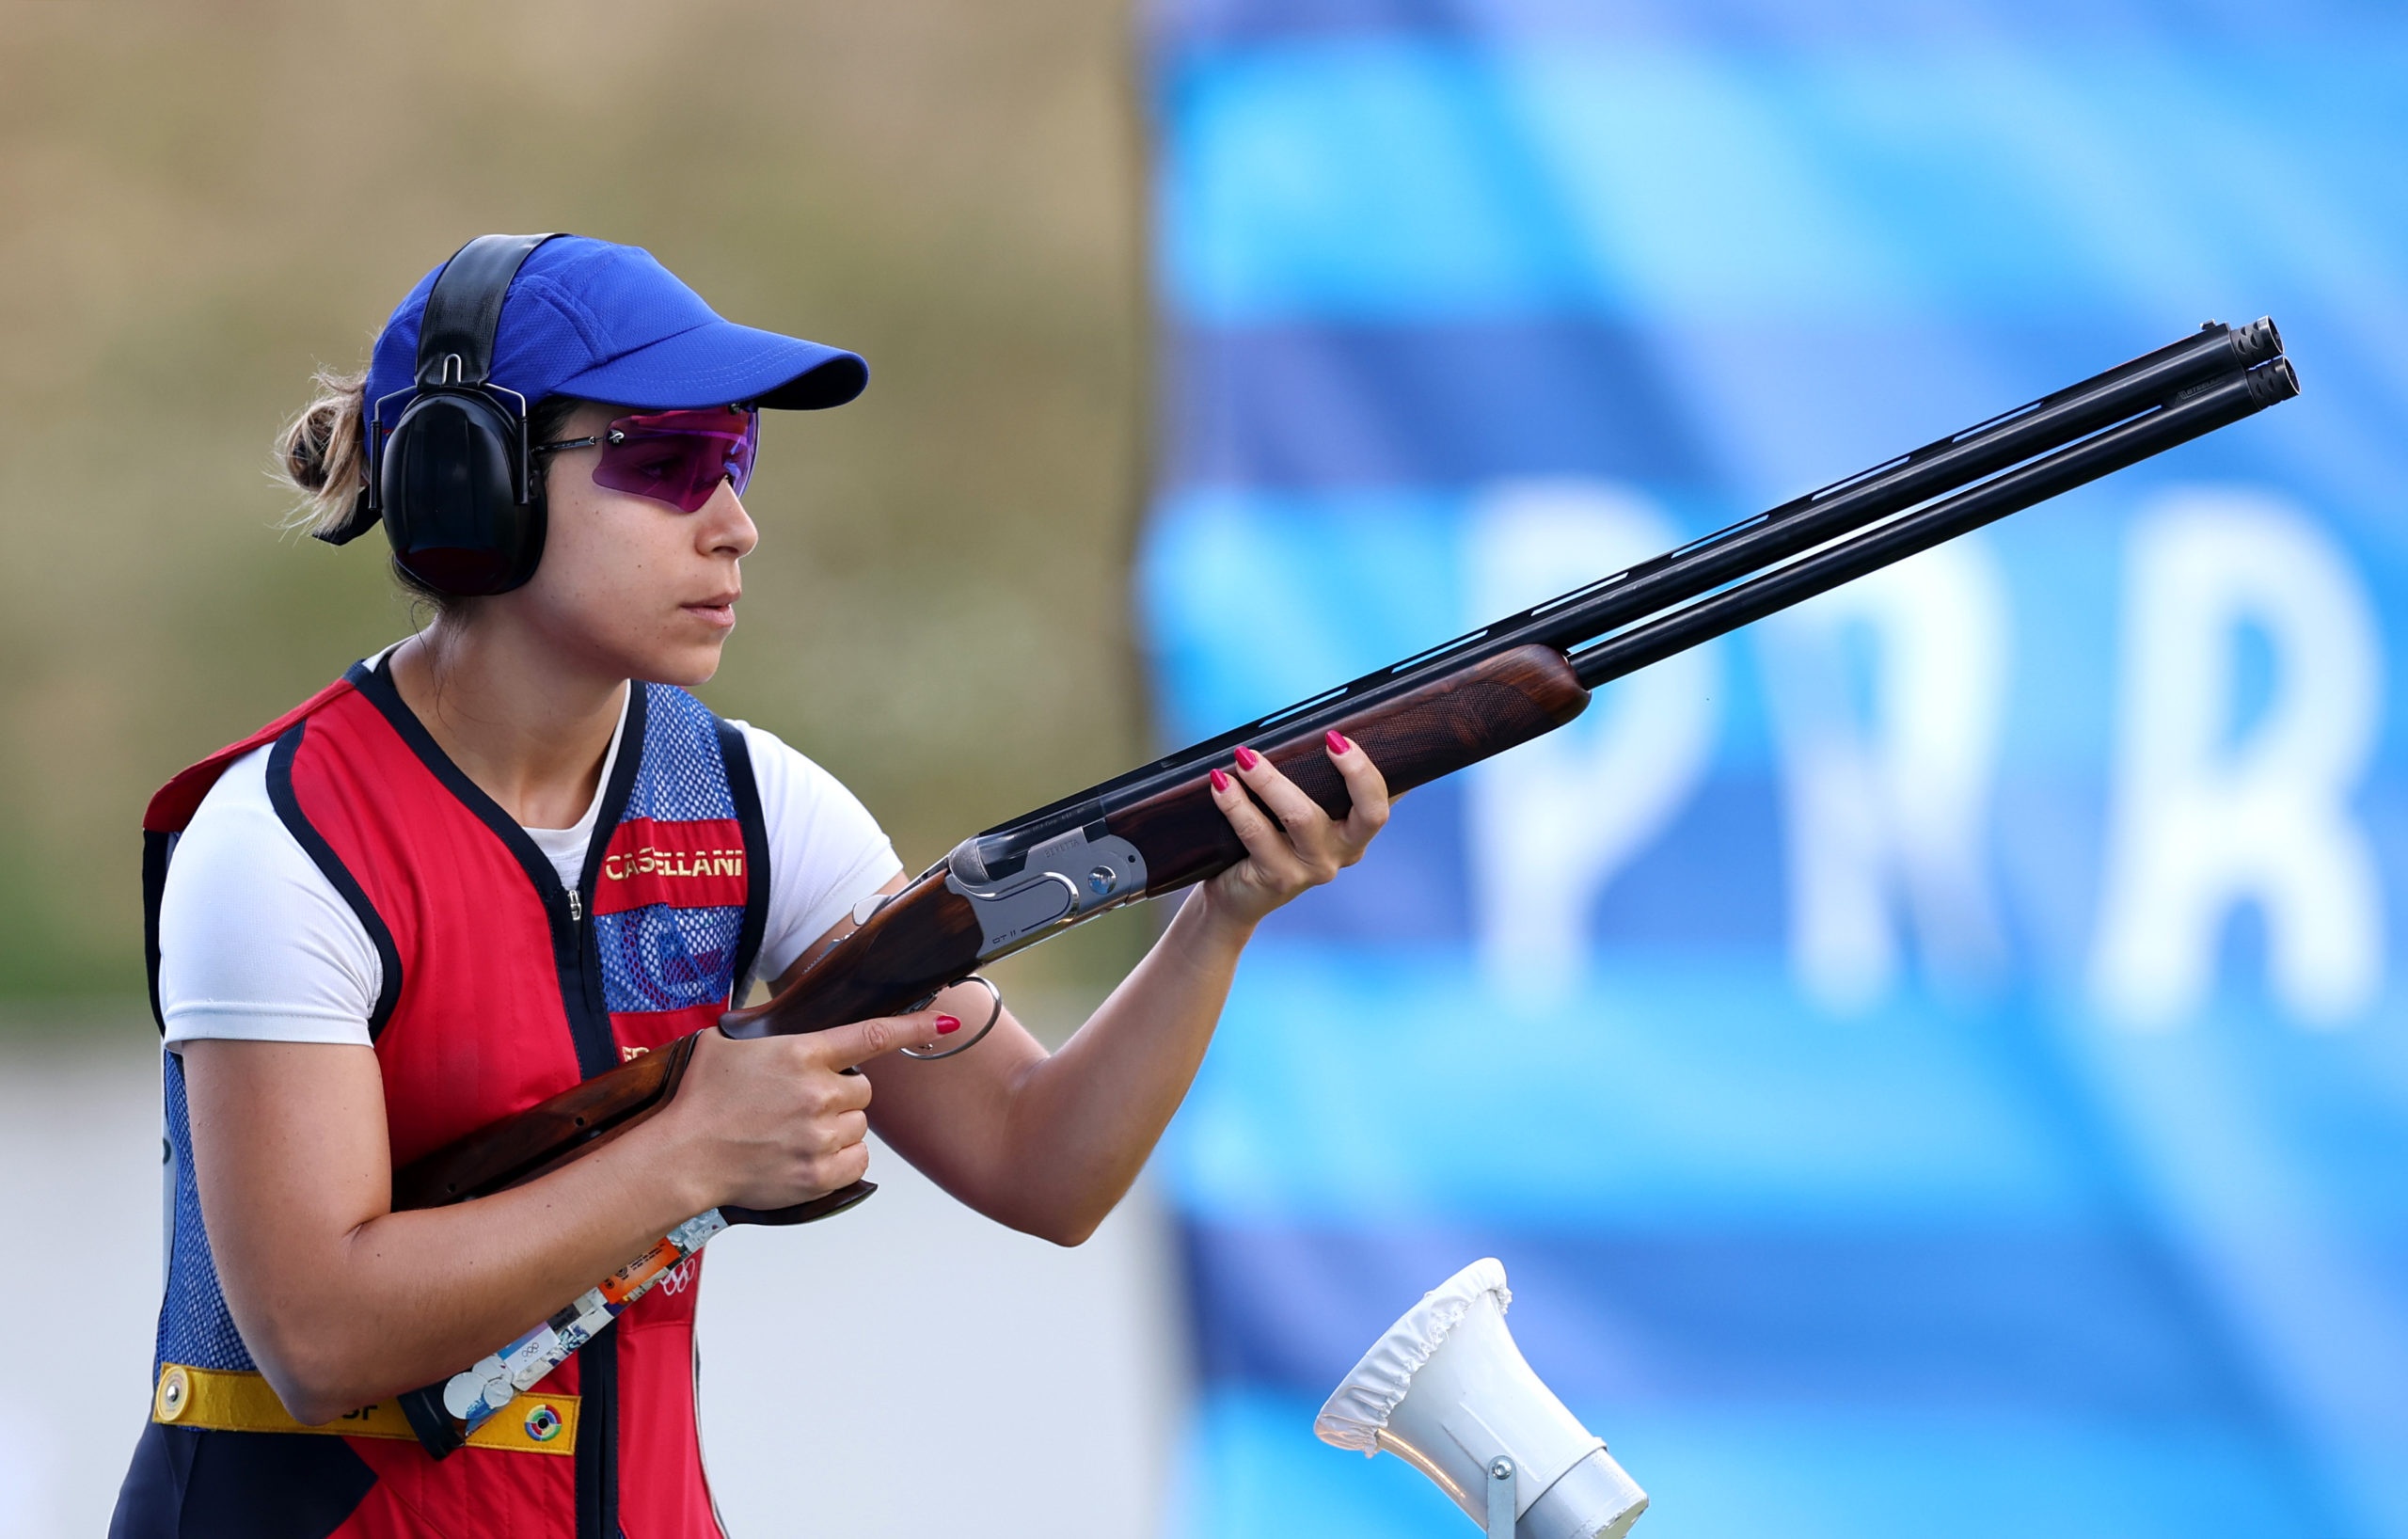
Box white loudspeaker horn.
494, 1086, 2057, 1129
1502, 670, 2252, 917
1316, 1259, 1647, 1539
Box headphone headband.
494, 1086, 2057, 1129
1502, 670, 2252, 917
316, 232, 563, 548
315, 232, 569, 593
416, 232, 560, 390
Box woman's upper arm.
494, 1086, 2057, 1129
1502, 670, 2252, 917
181, 1040, 392, 1243
178, 1039, 391, 1375
158, 747, 394, 1380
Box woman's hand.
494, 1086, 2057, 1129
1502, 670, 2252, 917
659, 1007, 961, 1214
1196, 730, 1392, 933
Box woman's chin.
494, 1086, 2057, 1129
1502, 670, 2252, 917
627, 639, 727, 690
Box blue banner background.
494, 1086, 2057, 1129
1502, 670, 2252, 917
1138, 4, 2408, 1536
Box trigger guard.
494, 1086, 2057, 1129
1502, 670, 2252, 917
899, 976, 1005, 1060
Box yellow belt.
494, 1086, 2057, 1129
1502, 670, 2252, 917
151, 1363, 578, 1457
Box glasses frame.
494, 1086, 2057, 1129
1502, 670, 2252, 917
532, 405, 760, 513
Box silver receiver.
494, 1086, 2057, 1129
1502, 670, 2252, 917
944, 823, 1149, 959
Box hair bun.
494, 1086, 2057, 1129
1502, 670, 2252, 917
274, 367, 367, 536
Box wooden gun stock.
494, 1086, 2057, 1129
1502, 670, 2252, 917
392, 1034, 696, 1211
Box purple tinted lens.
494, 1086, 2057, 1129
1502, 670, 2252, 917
592, 408, 760, 513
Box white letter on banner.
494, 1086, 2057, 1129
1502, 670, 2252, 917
2089, 490, 2384, 1030
1766, 538, 2011, 1014
1465, 481, 1716, 1003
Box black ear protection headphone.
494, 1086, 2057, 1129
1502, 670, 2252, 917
317, 232, 563, 596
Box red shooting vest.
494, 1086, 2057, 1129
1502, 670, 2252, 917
114, 657, 770, 1539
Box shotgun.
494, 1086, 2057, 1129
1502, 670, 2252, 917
392, 318, 2298, 1453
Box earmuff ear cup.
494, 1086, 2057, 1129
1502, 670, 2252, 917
379, 389, 547, 596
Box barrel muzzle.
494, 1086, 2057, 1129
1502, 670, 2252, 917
2233, 315, 2284, 365
2246, 355, 2301, 405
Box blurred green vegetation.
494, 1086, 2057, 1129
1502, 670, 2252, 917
0, 0, 1151, 1008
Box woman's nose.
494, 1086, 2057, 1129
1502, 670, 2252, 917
701, 480, 757, 557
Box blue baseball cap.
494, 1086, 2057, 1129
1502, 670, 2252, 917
363, 235, 867, 415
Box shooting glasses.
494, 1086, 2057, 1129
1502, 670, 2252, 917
535, 405, 760, 513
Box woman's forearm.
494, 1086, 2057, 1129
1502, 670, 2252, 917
979, 891, 1257, 1244
264, 1120, 712, 1420
870, 742, 1391, 1245
182, 1039, 722, 1424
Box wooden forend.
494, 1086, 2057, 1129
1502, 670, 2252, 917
1112, 643, 1591, 895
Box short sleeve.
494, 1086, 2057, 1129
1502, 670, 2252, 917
156, 745, 381, 1048
735, 722, 907, 983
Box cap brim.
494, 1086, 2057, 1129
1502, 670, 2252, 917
551, 318, 868, 411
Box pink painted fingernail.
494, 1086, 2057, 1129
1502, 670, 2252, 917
1326, 730, 1352, 754
1210, 768, 1231, 792
1234, 745, 1260, 770
934, 1015, 961, 1035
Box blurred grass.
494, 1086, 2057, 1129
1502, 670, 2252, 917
0, 0, 1152, 1007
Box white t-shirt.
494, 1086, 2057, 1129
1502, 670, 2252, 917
156, 690, 903, 1048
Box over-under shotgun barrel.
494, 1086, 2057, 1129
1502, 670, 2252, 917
1568, 357, 2302, 689
954, 319, 2283, 883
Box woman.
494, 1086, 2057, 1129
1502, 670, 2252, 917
113, 235, 1390, 1538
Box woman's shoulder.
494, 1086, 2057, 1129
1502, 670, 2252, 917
718, 713, 832, 791
716, 717, 888, 843
176, 741, 291, 858
157, 743, 382, 1047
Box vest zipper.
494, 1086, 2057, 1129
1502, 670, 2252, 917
556, 872, 618, 1539
555, 824, 618, 1539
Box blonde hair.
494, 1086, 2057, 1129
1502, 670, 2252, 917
273, 365, 370, 539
